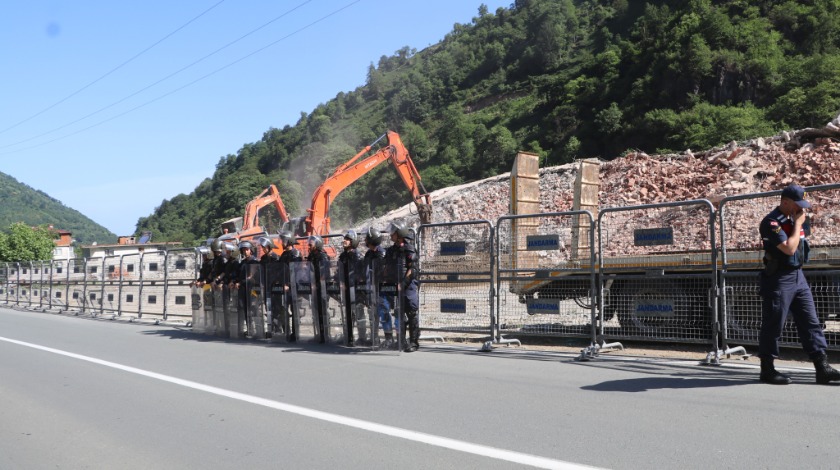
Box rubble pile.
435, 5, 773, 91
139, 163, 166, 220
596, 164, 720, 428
357, 114, 840, 250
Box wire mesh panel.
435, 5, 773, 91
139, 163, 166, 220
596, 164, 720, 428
720, 184, 840, 351
164, 249, 199, 322
416, 220, 493, 339
496, 212, 596, 342
599, 200, 717, 345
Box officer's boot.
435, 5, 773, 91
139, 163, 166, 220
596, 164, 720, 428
382, 332, 394, 350
408, 311, 420, 352
404, 311, 419, 352
813, 353, 840, 384
760, 356, 791, 385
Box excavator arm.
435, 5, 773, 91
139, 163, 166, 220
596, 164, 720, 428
305, 130, 432, 235
242, 184, 290, 231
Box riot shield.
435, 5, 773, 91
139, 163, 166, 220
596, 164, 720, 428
320, 257, 345, 345
370, 255, 402, 354
244, 263, 266, 338
191, 284, 208, 334
211, 284, 228, 337
223, 284, 242, 339
290, 259, 316, 343
265, 262, 293, 343
338, 257, 369, 348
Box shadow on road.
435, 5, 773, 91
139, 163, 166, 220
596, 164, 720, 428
140, 326, 392, 355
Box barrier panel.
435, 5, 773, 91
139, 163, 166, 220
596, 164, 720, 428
598, 200, 717, 348
140, 251, 167, 319
18, 262, 34, 307
719, 184, 840, 351
164, 248, 199, 322
496, 212, 596, 345
0, 263, 8, 304
66, 258, 87, 313
96, 255, 121, 316
115, 253, 142, 318
416, 220, 494, 341
48, 260, 68, 310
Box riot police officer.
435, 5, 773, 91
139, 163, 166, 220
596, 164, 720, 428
274, 231, 302, 340
208, 238, 228, 286
339, 229, 367, 346
236, 240, 261, 337
758, 184, 840, 384
257, 237, 279, 337
388, 221, 420, 352
307, 235, 331, 343
194, 245, 213, 287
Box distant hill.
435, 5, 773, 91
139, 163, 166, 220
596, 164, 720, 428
0, 172, 116, 244
138, 0, 840, 242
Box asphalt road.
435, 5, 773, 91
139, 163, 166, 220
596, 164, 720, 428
2, 306, 839, 469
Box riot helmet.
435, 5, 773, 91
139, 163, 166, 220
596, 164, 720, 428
257, 237, 275, 251
210, 238, 224, 253
197, 246, 213, 259
238, 240, 254, 253
223, 242, 239, 257
364, 226, 382, 246
278, 230, 295, 249
343, 229, 360, 248
388, 220, 413, 240
307, 234, 324, 251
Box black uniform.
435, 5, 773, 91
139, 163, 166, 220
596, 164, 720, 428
238, 254, 260, 335
196, 256, 213, 284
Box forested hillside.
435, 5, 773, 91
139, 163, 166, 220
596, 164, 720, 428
138, 0, 840, 244
0, 172, 116, 244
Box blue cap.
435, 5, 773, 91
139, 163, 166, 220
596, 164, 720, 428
781, 184, 811, 208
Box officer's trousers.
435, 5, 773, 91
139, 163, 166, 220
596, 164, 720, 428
759, 269, 827, 359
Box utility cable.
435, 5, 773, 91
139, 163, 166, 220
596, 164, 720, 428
0, 0, 312, 150
0, 0, 361, 156
0, 0, 226, 137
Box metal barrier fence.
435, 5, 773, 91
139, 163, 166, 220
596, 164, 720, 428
416, 220, 494, 340
0, 250, 199, 322
7, 185, 840, 358
719, 183, 840, 351
495, 212, 596, 345
598, 200, 718, 349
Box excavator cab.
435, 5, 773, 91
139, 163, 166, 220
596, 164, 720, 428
220, 217, 243, 235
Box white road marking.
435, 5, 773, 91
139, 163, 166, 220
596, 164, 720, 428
0, 336, 601, 470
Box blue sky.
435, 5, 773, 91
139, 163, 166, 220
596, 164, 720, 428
0, 0, 511, 237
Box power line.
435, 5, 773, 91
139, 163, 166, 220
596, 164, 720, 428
0, 0, 313, 151
0, 0, 362, 157
0, 0, 226, 137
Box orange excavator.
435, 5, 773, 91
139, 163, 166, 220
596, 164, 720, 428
285, 130, 432, 238
221, 130, 431, 257
218, 184, 290, 243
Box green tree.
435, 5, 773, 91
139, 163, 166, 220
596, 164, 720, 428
0, 223, 57, 262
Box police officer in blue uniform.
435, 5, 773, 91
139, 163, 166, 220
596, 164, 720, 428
364, 227, 395, 348
389, 221, 420, 352
758, 184, 840, 384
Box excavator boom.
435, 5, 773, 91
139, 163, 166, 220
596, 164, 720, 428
305, 130, 432, 235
